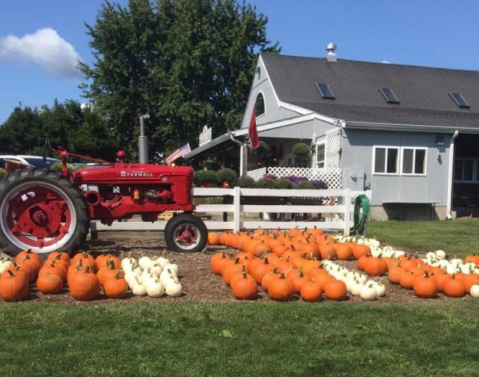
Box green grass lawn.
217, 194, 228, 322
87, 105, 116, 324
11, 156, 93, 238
368, 220, 479, 258
1, 301, 479, 377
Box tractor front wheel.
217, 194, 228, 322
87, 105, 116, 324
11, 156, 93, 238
0, 168, 90, 256
164, 214, 207, 253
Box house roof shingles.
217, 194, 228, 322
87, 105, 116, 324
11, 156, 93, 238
261, 53, 479, 129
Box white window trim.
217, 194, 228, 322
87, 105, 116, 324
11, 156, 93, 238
454, 158, 479, 183
255, 91, 266, 118
315, 137, 326, 169
372, 146, 400, 175
400, 147, 428, 176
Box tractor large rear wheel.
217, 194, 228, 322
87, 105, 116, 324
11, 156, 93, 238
164, 214, 207, 253
0, 168, 90, 256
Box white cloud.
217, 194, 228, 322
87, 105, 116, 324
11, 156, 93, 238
0, 28, 82, 78
382, 60, 392, 64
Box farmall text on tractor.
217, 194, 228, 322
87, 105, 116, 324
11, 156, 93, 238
0, 146, 208, 256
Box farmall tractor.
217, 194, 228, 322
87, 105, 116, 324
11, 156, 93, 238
0, 149, 208, 256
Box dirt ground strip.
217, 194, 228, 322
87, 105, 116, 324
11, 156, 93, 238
0, 231, 471, 305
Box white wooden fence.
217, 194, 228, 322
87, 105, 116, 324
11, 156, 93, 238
91, 188, 371, 236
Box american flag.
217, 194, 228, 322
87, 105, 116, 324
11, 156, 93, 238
165, 143, 191, 165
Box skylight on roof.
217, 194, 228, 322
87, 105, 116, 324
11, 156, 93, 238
379, 87, 400, 104
316, 83, 335, 99
449, 92, 470, 109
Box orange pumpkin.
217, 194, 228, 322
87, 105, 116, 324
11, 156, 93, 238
103, 271, 128, 299
268, 273, 295, 301
69, 266, 100, 301
352, 244, 371, 260
210, 252, 231, 275
324, 280, 347, 301
231, 272, 258, 300
0, 270, 29, 302
37, 271, 64, 294
443, 275, 465, 298
413, 272, 438, 299
300, 279, 322, 302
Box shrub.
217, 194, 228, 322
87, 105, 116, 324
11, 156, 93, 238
50, 162, 75, 174
292, 142, 311, 157
194, 170, 218, 186
286, 175, 308, 185
257, 175, 277, 189
0, 168, 7, 179
217, 168, 238, 186
236, 175, 256, 188
310, 179, 328, 189
273, 177, 294, 190
296, 181, 315, 190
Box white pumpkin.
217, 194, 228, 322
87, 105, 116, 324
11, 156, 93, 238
158, 257, 170, 269
121, 256, 137, 273
163, 263, 179, 275
138, 256, 152, 270
470, 284, 479, 298
165, 280, 183, 297
132, 277, 147, 296
435, 250, 446, 260
371, 282, 386, 297
0, 259, 12, 275
149, 261, 163, 276
146, 279, 165, 298
350, 280, 364, 296
360, 284, 377, 301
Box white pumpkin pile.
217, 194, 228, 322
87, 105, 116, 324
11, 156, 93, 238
334, 235, 406, 260
0, 257, 12, 275
321, 260, 386, 301
121, 255, 183, 298
422, 250, 479, 275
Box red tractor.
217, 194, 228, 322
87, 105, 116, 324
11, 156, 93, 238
0, 150, 207, 256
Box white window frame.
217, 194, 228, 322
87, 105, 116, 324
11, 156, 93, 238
372, 146, 400, 175
255, 91, 266, 119
400, 147, 428, 176
315, 137, 326, 169
454, 158, 479, 183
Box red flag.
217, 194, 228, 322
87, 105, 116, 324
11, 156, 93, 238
248, 108, 260, 149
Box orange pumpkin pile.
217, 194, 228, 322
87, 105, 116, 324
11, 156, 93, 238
208, 229, 479, 301
0, 249, 127, 302
209, 228, 352, 302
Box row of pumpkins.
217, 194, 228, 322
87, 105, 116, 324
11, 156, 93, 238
208, 228, 479, 300
0, 250, 182, 302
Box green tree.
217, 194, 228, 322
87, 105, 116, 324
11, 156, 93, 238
0, 101, 118, 161
79, 0, 279, 159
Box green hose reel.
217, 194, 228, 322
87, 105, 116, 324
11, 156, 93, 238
353, 194, 371, 235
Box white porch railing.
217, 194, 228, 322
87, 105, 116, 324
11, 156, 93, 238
91, 187, 371, 236
247, 167, 267, 181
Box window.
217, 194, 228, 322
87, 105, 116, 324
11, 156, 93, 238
379, 87, 400, 104
316, 83, 335, 99
455, 159, 477, 182
449, 92, 470, 109
401, 148, 427, 175
255, 92, 265, 116
373, 147, 399, 174
316, 143, 325, 168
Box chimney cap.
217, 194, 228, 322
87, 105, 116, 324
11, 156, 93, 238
326, 42, 337, 52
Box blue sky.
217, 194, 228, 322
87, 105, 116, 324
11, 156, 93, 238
1, 0, 478, 123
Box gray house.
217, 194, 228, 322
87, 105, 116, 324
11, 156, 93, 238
187, 46, 479, 220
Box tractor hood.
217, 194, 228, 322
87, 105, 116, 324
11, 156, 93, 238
72, 164, 194, 185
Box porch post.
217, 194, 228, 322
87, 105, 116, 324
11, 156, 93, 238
240, 143, 248, 176
446, 131, 459, 219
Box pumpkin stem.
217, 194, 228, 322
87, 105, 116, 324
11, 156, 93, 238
85, 265, 91, 274
114, 270, 123, 279
7, 270, 15, 277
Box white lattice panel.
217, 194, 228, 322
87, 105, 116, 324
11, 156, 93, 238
266, 167, 342, 189
247, 167, 267, 181
326, 128, 342, 168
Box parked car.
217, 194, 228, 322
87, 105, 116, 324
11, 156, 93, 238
0, 155, 60, 170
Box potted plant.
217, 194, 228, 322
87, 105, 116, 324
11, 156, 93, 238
194, 170, 218, 187
236, 175, 257, 188
217, 168, 238, 188
292, 142, 312, 167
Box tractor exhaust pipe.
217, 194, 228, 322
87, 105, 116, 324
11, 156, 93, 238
139, 114, 150, 163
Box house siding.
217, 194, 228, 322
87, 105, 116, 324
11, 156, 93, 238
341, 129, 452, 219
